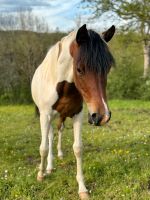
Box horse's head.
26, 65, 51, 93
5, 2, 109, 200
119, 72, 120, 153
70, 24, 115, 126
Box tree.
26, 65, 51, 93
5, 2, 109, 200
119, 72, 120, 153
83, 0, 150, 77
0, 9, 49, 32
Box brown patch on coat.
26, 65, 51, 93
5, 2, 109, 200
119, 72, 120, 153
52, 81, 83, 124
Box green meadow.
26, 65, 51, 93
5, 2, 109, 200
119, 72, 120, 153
0, 100, 150, 200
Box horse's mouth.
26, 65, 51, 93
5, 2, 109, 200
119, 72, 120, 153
88, 112, 111, 126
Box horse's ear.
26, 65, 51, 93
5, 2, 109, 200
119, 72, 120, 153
102, 25, 115, 42
76, 24, 89, 45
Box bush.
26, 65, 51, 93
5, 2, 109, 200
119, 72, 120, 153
1, 30, 149, 103
0, 30, 66, 104
108, 60, 142, 99
107, 31, 149, 100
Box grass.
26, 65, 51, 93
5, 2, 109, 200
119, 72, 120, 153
0, 100, 150, 200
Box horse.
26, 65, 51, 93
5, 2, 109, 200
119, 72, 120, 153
31, 24, 115, 200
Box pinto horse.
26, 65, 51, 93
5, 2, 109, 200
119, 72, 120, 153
31, 24, 115, 199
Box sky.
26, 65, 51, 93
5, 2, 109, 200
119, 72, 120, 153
0, 0, 121, 32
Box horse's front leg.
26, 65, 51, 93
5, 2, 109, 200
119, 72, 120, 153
73, 111, 89, 200
37, 113, 50, 181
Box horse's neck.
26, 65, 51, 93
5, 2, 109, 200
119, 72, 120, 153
40, 31, 76, 84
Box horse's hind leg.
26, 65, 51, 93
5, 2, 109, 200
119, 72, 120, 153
57, 121, 64, 159
37, 113, 50, 181
46, 125, 54, 174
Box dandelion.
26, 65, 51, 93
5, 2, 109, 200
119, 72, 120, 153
118, 149, 123, 154
4, 174, 7, 179
125, 150, 129, 154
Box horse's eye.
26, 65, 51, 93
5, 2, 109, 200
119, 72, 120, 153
77, 67, 84, 75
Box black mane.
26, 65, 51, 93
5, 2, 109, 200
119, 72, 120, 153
78, 29, 115, 74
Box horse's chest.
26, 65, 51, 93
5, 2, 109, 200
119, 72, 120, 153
52, 81, 83, 119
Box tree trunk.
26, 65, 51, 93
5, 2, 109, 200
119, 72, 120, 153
143, 40, 150, 78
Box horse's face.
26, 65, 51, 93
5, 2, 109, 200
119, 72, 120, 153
70, 24, 115, 126
74, 66, 109, 126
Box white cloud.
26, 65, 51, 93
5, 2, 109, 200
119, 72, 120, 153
0, 0, 121, 31
32, 0, 82, 31
0, 0, 82, 31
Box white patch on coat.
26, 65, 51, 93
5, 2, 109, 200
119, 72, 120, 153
31, 31, 76, 115
102, 97, 109, 113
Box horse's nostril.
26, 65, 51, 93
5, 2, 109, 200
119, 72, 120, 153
91, 113, 97, 119
91, 113, 101, 125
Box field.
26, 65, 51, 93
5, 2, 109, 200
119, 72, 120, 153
0, 100, 150, 200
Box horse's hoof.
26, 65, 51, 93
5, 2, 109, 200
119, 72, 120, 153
79, 192, 89, 200
37, 175, 44, 182
46, 169, 53, 175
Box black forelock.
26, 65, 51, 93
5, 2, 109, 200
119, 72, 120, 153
77, 29, 115, 74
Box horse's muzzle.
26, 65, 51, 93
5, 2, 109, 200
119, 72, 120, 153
88, 111, 111, 126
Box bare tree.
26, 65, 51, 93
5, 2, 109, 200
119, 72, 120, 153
0, 9, 49, 32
